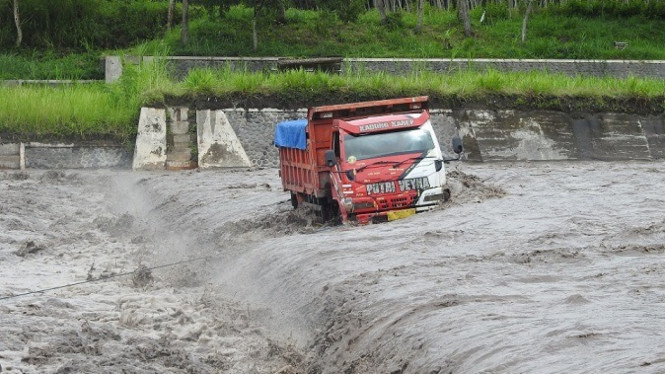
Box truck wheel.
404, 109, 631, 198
321, 200, 340, 222
290, 193, 299, 209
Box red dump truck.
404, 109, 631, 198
274, 96, 462, 224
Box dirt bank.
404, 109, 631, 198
2, 162, 665, 373
173, 93, 665, 116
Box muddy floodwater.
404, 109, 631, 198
1, 161, 665, 373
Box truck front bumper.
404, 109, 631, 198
352, 186, 450, 224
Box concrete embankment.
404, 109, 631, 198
0, 142, 130, 170
1, 105, 663, 170
131, 106, 664, 170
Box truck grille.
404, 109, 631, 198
377, 196, 413, 210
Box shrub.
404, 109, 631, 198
322, 0, 366, 23
0, 0, 171, 50
551, 0, 665, 18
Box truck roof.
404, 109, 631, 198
339, 111, 429, 135
308, 96, 429, 121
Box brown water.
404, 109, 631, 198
1, 162, 664, 373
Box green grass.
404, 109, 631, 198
0, 83, 136, 138
0, 57, 172, 140
1, 58, 663, 143
171, 66, 665, 100
0, 52, 103, 80
134, 5, 665, 60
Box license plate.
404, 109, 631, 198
387, 208, 416, 221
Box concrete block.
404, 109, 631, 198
0, 143, 19, 156
595, 113, 651, 160
168, 107, 189, 122
171, 134, 192, 144
170, 121, 190, 135
167, 150, 192, 162
641, 116, 665, 159
133, 108, 167, 170
0, 155, 20, 169
464, 109, 576, 161
499, 111, 573, 161
573, 114, 651, 160
524, 111, 577, 160
105, 56, 122, 84
460, 110, 508, 161
196, 110, 252, 168
103, 57, 665, 82
1, 80, 20, 87
19, 142, 25, 170
166, 160, 196, 170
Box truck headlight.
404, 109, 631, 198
344, 198, 354, 212
423, 193, 444, 202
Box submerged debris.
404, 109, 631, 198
14, 240, 45, 257
132, 265, 154, 288
445, 170, 506, 204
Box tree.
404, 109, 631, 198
244, 0, 287, 51
252, 5, 258, 50
275, 0, 286, 24
192, 0, 275, 51
181, 0, 189, 44
415, 0, 424, 33
13, 0, 22, 47
375, 0, 387, 23
458, 0, 472, 37
167, 0, 176, 31
521, 0, 534, 44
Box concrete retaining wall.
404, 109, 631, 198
224, 109, 306, 168
106, 56, 665, 81
1, 106, 662, 170
456, 110, 664, 162
219, 108, 664, 167
345, 58, 665, 78
25, 143, 131, 169
0, 142, 130, 170
1, 80, 99, 87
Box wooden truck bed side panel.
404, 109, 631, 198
279, 146, 318, 195
280, 117, 334, 198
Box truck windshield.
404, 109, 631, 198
344, 127, 435, 161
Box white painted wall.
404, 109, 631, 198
196, 110, 251, 168
132, 108, 167, 170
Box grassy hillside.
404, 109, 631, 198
3, 3, 665, 80
155, 5, 665, 60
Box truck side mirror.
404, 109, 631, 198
452, 136, 463, 154
324, 150, 337, 167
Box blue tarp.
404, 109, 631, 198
274, 119, 308, 150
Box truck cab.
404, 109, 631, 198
327, 110, 450, 224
